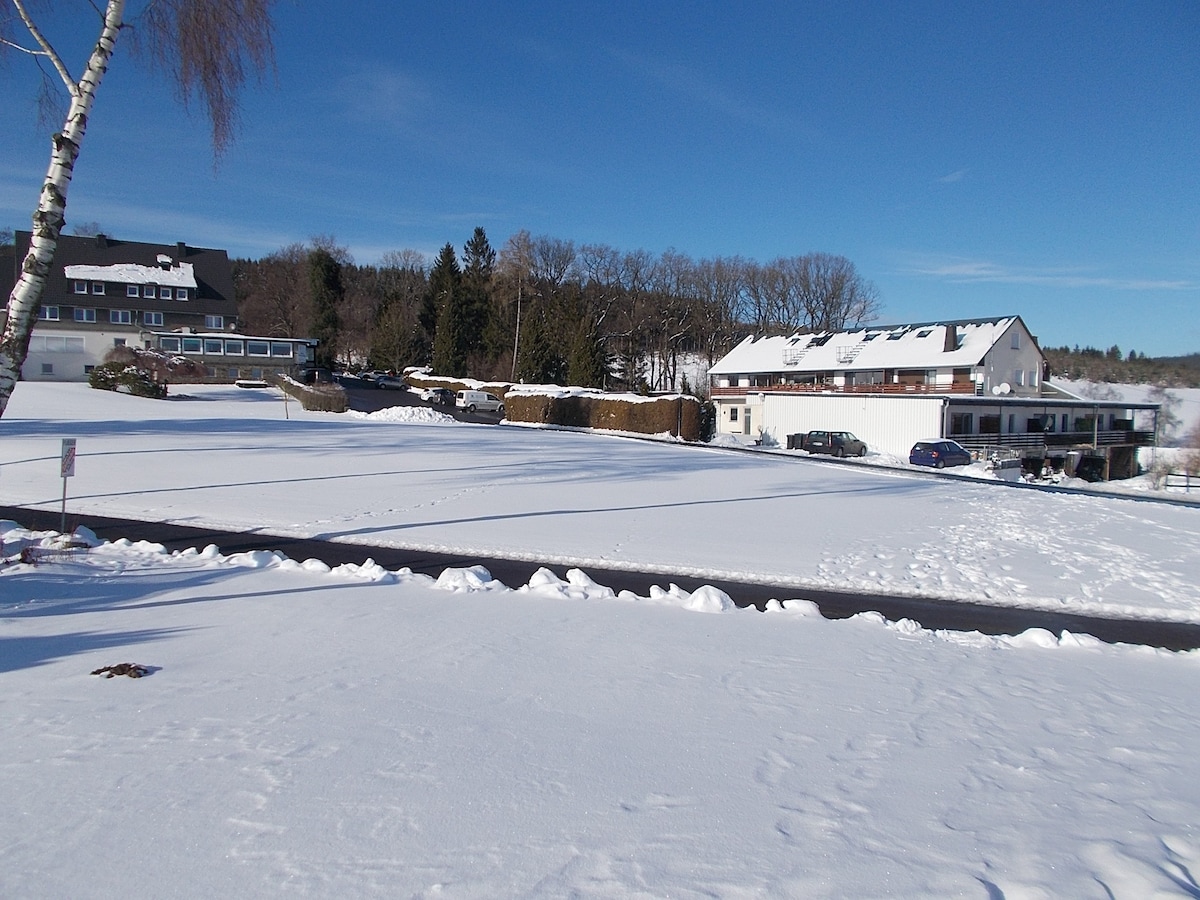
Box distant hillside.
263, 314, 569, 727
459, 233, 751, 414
1044, 346, 1200, 388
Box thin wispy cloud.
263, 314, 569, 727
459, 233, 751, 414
603, 46, 801, 134
938, 169, 969, 183
905, 255, 1195, 291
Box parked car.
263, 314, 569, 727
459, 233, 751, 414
909, 439, 973, 468
455, 389, 504, 414
802, 430, 868, 457
376, 375, 407, 390
357, 370, 386, 382
419, 387, 455, 406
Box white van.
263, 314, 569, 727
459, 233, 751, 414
455, 390, 504, 414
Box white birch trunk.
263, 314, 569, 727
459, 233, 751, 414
0, 0, 126, 417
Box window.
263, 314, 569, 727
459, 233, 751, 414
38, 305, 60, 321
159, 336, 181, 352
74, 308, 96, 323
143, 311, 164, 327
227, 368, 239, 379
917, 329, 932, 338
176, 288, 189, 301
91, 281, 105, 295
127, 285, 140, 297
1008, 414, 1016, 433
950, 413, 973, 435
271, 342, 293, 358
204, 315, 224, 330
1061, 414, 1069, 433
224, 339, 244, 356
110, 309, 132, 324
113, 338, 126, 347
42, 363, 54, 375
1014, 369, 1024, 387
1011, 332, 1021, 349
73, 280, 88, 294
181, 337, 203, 353
247, 340, 270, 357
729, 407, 739, 422
31, 335, 85, 353
159, 286, 173, 299
1029, 369, 1038, 388
204, 338, 224, 354
143, 285, 157, 298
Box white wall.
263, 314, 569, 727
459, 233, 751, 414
759, 394, 946, 456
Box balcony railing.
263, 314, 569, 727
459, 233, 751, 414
954, 430, 1155, 453
711, 382, 978, 397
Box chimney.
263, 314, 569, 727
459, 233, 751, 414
944, 324, 958, 352
95, 233, 108, 249
176, 241, 186, 259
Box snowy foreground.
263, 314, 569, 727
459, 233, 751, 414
2, 384, 1200, 897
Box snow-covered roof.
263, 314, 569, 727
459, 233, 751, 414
64, 261, 197, 288
708, 316, 1024, 375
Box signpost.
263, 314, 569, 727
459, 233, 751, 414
60, 438, 76, 534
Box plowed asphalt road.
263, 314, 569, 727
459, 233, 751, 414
4, 505, 1198, 651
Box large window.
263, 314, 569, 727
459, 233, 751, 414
950, 413, 973, 435
143, 311, 164, 327
270, 342, 293, 358
159, 336, 181, 353
181, 337, 203, 353
247, 340, 270, 357
74, 308, 96, 323
38, 305, 60, 321
30, 335, 85, 353
224, 339, 244, 356
110, 309, 132, 324
204, 315, 224, 330
204, 338, 224, 354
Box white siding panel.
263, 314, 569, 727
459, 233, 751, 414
760, 394, 946, 456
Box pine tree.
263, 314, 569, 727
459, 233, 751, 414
460, 228, 496, 372
309, 248, 343, 369
566, 324, 608, 388
429, 243, 465, 376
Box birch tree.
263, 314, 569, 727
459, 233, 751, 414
0, 0, 275, 417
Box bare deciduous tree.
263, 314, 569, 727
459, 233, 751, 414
0, 0, 275, 417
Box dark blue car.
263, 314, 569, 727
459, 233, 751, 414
909, 439, 973, 468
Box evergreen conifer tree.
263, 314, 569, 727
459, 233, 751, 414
308, 248, 343, 369
429, 243, 465, 376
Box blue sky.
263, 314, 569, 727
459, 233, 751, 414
3, 2, 1198, 356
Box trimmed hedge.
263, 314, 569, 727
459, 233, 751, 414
271, 375, 348, 413
505, 392, 702, 441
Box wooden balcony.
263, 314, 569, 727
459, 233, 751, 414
954, 430, 1156, 453
711, 382, 978, 397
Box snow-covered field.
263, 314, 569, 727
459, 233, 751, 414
3, 383, 1200, 897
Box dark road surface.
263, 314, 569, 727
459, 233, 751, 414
5, 504, 1198, 651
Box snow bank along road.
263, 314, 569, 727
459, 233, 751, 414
5, 505, 1199, 652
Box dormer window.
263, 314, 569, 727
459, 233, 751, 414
176, 288, 189, 301
127, 285, 139, 297
73, 280, 88, 294
91, 281, 105, 295
916, 329, 932, 338
159, 286, 172, 299
143, 285, 156, 298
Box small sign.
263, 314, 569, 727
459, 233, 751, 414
61, 438, 77, 478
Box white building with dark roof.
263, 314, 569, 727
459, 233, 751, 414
708, 315, 1159, 480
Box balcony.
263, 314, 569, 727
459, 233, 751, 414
711, 382, 977, 397
954, 430, 1156, 454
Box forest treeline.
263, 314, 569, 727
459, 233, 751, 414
1043, 345, 1200, 389
232, 228, 881, 392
